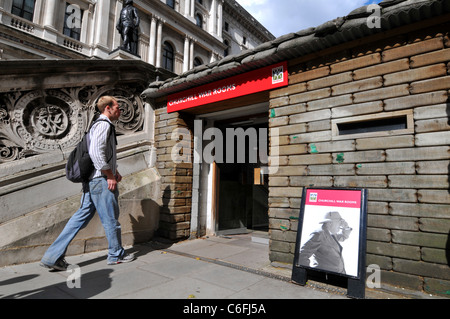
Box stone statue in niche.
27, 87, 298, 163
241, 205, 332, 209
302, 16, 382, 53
116, 0, 140, 56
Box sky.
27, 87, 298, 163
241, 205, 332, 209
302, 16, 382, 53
238, 0, 383, 38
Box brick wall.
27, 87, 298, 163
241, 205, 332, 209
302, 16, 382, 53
268, 25, 450, 295
154, 108, 194, 240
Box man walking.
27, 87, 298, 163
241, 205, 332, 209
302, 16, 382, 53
40, 96, 134, 271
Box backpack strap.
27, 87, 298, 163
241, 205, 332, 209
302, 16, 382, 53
88, 118, 117, 162
87, 117, 117, 144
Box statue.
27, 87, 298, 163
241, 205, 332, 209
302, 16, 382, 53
116, 0, 140, 56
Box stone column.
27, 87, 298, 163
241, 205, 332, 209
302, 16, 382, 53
189, 39, 194, 70
93, 0, 110, 48
43, 0, 57, 29
184, 0, 191, 16
148, 16, 157, 65
217, 0, 223, 38
183, 36, 189, 72
111, 2, 122, 50
154, 108, 194, 240
80, 6, 92, 44
190, 0, 195, 18
209, 0, 216, 35
155, 19, 163, 68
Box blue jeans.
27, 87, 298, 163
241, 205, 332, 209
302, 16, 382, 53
41, 178, 125, 265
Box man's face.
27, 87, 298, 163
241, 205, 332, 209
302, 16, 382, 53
107, 100, 121, 121
328, 219, 341, 235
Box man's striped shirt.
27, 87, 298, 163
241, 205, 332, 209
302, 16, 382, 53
89, 114, 117, 179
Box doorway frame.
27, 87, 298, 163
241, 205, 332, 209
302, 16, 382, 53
189, 101, 270, 237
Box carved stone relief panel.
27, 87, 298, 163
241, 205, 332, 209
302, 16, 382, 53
0, 85, 145, 164
92, 86, 145, 135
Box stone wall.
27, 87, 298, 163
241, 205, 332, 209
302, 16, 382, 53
268, 24, 450, 296
0, 60, 171, 266
0, 168, 161, 267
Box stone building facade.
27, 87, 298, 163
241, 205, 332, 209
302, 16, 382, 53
0, 0, 449, 298
0, 0, 274, 74
0, 0, 273, 268
143, 0, 450, 296
0, 60, 174, 266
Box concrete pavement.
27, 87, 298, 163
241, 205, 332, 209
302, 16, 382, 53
0, 233, 436, 300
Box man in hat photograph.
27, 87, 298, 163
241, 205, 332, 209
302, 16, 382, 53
297, 211, 352, 275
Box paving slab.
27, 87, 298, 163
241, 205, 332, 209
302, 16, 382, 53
1, 233, 443, 301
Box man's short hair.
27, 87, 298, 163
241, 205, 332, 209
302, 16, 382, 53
97, 96, 117, 113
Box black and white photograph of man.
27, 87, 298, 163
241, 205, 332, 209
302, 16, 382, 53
297, 208, 360, 277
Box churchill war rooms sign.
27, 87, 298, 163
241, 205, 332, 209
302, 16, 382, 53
167, 62, 288, 113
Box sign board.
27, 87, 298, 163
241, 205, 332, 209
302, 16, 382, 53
292, 188, 368, 299
167, 61, 288, 113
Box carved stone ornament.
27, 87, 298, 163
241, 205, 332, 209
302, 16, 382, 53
0, 86, 145, 164
93, 86, 145, 135
11, 89, 85, 153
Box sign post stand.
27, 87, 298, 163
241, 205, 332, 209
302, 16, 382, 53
292, 188, 368, 299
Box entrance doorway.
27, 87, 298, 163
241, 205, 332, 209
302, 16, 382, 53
194, 102, 269, 239
215, 121, 269, 236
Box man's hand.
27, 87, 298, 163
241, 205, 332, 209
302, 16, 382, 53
115, 171, 122, 183
102, 169, 118, 191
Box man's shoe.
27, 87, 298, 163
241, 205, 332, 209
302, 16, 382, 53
107, 253, 136, 265
40, 258, 70, 271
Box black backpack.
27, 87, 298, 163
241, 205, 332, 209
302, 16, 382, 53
65, 119, 114, 183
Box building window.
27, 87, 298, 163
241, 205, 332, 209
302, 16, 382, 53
332, 110, 414, 140
63, 3, 83, 41
224, 22, 229, 32
11, 0, 35, 21
194, 57, 203, 67
167, 0, 175, 9
196, 14, 203, 28
224, 40, 229, 56
163, 42, 174, 72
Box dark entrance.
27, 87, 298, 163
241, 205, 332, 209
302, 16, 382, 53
214, 119, 269, 236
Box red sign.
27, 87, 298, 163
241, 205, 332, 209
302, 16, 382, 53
305, 189, 362, 209
167, 61, 288, 113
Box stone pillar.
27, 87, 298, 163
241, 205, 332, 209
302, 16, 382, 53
154, 108, 194, 240
93, 0, 111, 48
190, 0, 195, 18
80, 7, 92, 44
189, 39, 194, 70
183, 36, 189, 72
42, 0, 58, 41
148, 16, 157, 65
155, 19, 163, 68
185, 0, 191, 16
217, 0, 223, 38
43, 0, 57, 29
111, 2, 122, 50
209, 0, 216, 35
